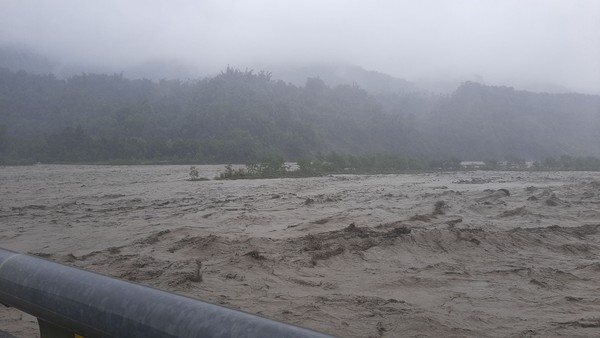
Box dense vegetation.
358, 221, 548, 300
213, 154, 600, 180
0, 67, 415, 164
216, 153, 432, 180
537, 155, 600, 171
0, 67, 599, 165
419, 83, 600, 160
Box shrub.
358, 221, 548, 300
188, 166, 209, 181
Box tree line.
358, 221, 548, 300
1, 67, 599, 165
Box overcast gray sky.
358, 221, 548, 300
1, 0, 599, 93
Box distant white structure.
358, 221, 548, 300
498, 161, 535, 169
460, 161, 486, 169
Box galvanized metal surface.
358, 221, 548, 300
0, 248, 333, 338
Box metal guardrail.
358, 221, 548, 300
0, 248, 333, 338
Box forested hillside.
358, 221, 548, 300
0, 68, 599, 164
0, 68, 416, 163
417, 82, 600, 160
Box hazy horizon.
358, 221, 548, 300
1, 0, 599, 94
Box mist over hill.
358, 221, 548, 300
0, 44, 57, 75
267, 64, 420, 94
415, 82, 600, 160
0, 44, 588, 96
0, 66, 599, 164
0, 45, 420, 94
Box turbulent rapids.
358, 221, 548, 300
1, 165, 600, 337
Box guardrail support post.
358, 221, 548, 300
38, 319, 79, 338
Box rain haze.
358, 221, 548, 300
4, 2, 600, 338
1, 0, 599, 93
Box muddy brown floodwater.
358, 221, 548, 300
2, 165, 600, 337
